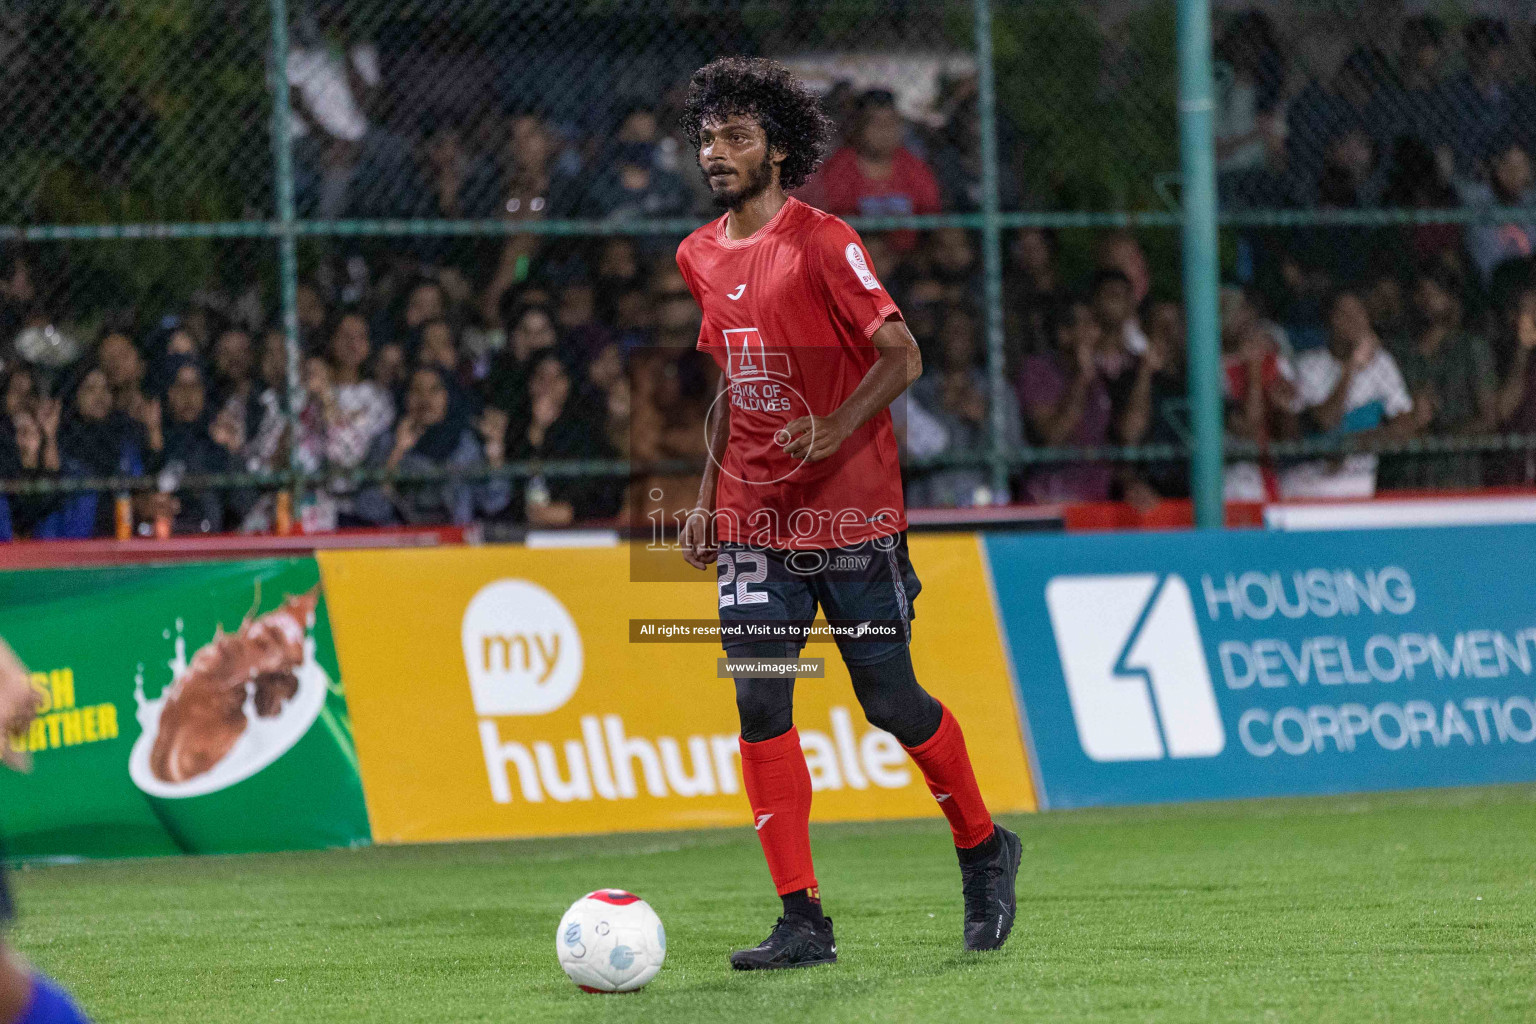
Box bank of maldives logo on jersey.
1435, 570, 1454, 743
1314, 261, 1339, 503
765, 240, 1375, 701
1044, 574, 1225, 762
723, 328, 791, 382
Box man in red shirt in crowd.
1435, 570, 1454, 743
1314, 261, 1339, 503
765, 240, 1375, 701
675, 56, 1020, 971
804, 88, 941, 253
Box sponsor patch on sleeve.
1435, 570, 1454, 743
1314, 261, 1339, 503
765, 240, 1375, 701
845, 242, 881, 291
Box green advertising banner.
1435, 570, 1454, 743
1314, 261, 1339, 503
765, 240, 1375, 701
0, 558, 371, 858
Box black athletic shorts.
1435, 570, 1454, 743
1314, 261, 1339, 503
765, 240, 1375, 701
716, 530, 921, 668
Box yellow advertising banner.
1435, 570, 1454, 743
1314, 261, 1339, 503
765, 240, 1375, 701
318, 535, 1035, 844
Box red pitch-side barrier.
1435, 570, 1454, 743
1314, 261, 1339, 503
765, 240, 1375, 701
7, 488, 1536, 568
0, 526, 468, 569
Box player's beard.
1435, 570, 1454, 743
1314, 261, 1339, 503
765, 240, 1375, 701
707, 152, 774, 211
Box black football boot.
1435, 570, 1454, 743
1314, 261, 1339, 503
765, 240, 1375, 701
960, 824, 1022, 951
729, 914, 838, 970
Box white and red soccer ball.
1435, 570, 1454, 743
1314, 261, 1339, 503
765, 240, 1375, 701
556, 889, 666, 993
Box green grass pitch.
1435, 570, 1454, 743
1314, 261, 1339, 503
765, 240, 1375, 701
9, 785, 1536, 1023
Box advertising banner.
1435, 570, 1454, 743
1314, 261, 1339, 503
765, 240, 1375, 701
0, 558, 371, 857
318, 535, 1035, 844
986, 525, 1536, 808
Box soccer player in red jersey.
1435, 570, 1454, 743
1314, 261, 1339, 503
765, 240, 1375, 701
674, 57, 1021, 970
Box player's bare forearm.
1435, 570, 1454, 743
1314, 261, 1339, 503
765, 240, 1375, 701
839, 320, 923, 431
697, 375, 731, 512
780, 319, 921, 462
681, 377, 730, 571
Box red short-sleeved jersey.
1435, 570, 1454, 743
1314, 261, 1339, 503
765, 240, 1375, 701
675, 196, 908, 551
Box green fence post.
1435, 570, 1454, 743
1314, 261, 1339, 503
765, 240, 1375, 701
973, 0, 1008, 500
267, 0, 303, 510
1176, 0, 1224, 529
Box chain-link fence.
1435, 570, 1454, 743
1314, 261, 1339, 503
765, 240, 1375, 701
5, 1, 1536, 541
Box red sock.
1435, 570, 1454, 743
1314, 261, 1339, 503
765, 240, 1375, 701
903, 704, 995, 849
739, 728, 818, 895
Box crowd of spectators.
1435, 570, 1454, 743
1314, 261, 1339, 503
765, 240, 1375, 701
11, 9, 1536, 539
1211, 10, 1536, 496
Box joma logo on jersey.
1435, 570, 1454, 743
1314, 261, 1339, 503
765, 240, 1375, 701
1044, 574, 1225, 762
723, 328, 791, 382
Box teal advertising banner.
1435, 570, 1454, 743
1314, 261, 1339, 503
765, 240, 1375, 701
986, 525, 1536, 809
0, 558, 371, 858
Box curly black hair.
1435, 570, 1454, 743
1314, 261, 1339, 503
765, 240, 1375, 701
679, 56, 834, 193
